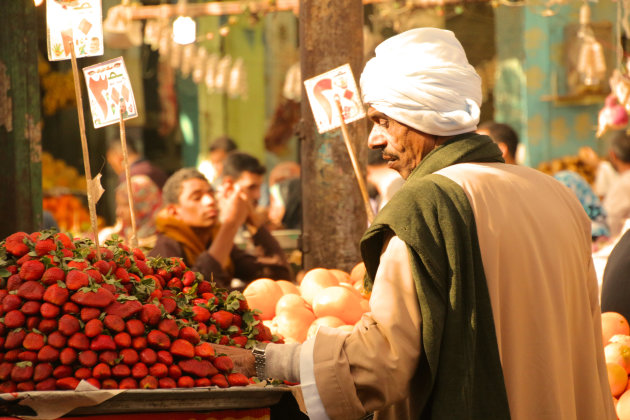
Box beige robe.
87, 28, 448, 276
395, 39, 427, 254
298, 163, 614, 420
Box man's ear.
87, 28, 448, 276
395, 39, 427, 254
497, 142, 509, 158
165, 204, 179, 218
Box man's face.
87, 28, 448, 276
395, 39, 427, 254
367, 107, 439, 179
106, 148, 123, 175
228, 171, 264, 206
172, 178, 218, 228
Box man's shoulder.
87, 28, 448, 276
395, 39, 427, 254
148, 233, 184, 258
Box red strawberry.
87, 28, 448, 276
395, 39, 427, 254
112, 364, 131, 378
167, 278, 183, 290
58, 314, 80, 336
0, 381, 17, 393
86, 269, 103, 283
11, 363, 34, 382
139, 375, 158, 389
104, 314, 125, 333
231, 336, 248, 348
5, 330, 26, 349
218, 335, 230, 345
101, 378, 118, 389
92, 260, 111, 276
18, 351, 37, 362
40, 302, 60, 319
4, 309, 26, 328
158, 377, 176, 388
6, 274, 23, 291
195, 342, 215, 359
140, 304, 161, 326
119, 348, 139, 365
198, 282, 215, 295
65, 270, 89, 290
41, 267, 65, 286
35, 377, 57, 391
85, 378, 101, 389
47, 331, 67, 349
2, 294, 22, 311
78, 350, 98, 367
74, 367, 92, 380
5, 232, 30, 257
35, 239, 56, 256
119, 377, 137, 389
60, 248, 73, 258
90, 334, 116, 351
114, 332, 131, 348
131, 362, 149, 379
196, 323, 208, 336
80, 307, 101, 322
195, 377, 211, 387
23, 332, 45, 351
178, 326, 201, 344
19, 260, 45, 281
192, 306, 210, 323
159, 297, 177, 314
168, 365, 182, 379
103, 283, 118, 294
68, 332, 90, 351
147, 330, 171, 350
227, 372, 249, 387
182, 271, 196, 287
156, 350, 173, 365
36, 344, 60, 363
149, 289, 163, 301
16, 254, 32, 266
132, 248, 146, 261
71, 288, 115, 308
157, 268, 172, 281
134, 259, 153, 276
54, 232, 75, 250
139, 348, 157, 365
84, 318, 103, 337
92, 363, 111, 380
132, 336, 148, 350
114, 267, 130, 284
99, 350, 118, 366
158, 318, 179, 338
105, 300, 142, 319
16, 381, 35, 392
21, 300, 41, 315
43, 283, 69, 305
211, 310, 234, 330
213, 355, 234, 373
211, 373, 229, 388
33, 363, 53, 382
67, 261, 88, 271
177, 376, 194, 388
170, 339, 195, 359
17, 280, 45, 300
4, 349, 20, 362
232, 313, 242, 327
62, 302, 79, 314
178, 358, 218, 378
126, 319, 145, 336
149, 363, 168, 379
56, 377, 79, 390
53, 364, 73, 378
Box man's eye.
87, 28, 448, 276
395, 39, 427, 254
378, 119, 389, 128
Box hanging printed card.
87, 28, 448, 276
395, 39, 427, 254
82, 57, 138, 128
303, 64, 366, 134
47, 0, 104, 61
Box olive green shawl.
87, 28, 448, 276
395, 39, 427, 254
360, 133, 511, 419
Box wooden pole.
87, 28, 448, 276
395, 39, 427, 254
300, 0, 366, 271
68, 38, 101, 259
119, 103, 138, 249
334, 98, 374, 224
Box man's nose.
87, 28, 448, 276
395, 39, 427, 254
368, 125, 387, 149
201, 193, 215, 207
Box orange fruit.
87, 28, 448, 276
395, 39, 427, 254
243, 278, 283, 321
329, 269, 351, 284
276, 294, 310, 315
312, 286, 364, 325
276, 280, 300, 296
306, 316, 345, 340
300, 268, 339, 305
605, 342, 630, 374
618, 389, 630, 420
274, 306, 316, 343
602, 312, 630, 345
608, 363, 629, 397
349, 262, 366, 284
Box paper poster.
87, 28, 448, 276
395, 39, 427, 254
46, 0, 104, 61
82, 57, 138, 128
303, 64, 366, 134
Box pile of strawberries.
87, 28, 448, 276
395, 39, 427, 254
0, 230, 279, 393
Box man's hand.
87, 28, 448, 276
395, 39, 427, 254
212, 344, 256, 378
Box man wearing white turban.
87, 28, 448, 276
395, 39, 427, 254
217, 28, 615, 420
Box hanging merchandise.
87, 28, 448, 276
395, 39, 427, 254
228, 57, 247, 99
214, 55, 233, 93
205, 53, 220, 93
282, 61, 301, 102
180, 44, 197, 78
192, 47, 208, 84
157, 27, 172, 60
103, 0, 142, 49
575, 3, 607, 93
169, 42, 182, 70
143, 19, 163, 51
596, 90, 628, 137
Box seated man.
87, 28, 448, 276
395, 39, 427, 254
476, 121, 519, 165
148, 168, 291, 290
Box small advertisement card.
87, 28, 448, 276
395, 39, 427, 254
46, 0, 104, 61
82, 57, 138, 128
303, 63, 366, 134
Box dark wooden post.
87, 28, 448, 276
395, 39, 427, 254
299, 0, 366, 272
0, 2, 42, 238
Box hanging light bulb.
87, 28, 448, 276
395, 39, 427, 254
34, 0, 44, 7
575, 3, 606, 92
173, 16, 196, 45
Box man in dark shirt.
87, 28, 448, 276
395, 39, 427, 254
148, 168, 290, 290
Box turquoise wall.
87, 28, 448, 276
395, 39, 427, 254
495, 2, 617, 167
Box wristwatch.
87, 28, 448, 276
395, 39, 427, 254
252, 342, 268, 379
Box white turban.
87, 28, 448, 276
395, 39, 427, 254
360, 28, 482, 136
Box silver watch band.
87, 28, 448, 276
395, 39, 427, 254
252, 342, 268, 379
